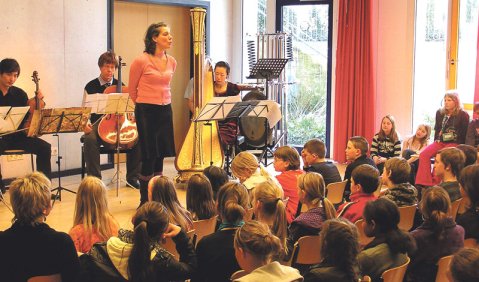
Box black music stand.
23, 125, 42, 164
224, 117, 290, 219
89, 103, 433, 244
29, 107, 91, 205
247, 58, 289, 98
83, 93, 136, 195
0, 106, 30, 210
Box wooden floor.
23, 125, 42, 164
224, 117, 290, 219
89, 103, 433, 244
0, 157, 346, 233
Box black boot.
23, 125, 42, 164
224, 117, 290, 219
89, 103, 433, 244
138, 178, 149, 208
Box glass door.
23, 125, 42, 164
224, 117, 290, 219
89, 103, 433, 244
276, 0, 333, 150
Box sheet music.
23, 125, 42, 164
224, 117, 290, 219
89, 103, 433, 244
195, 96, 242, 121
0, 106, 29, 133
83, 93, 135, 114
247, 100, 282, 128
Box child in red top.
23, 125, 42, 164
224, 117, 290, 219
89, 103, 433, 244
273, 146, 305, 223
337, 164, 379, 223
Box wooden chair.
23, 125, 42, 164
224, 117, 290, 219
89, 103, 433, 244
286, 235, 322, 267
27, 274, 61, 282
381, 256, 410, 282
192, 215, 218, 245
398, 205, 417, 231
160, 229, 196, 260
355, 219, 373, 248
230, 269, 247, 280
435, 255, 453, 282
464, 238, 479, 248
326, 180, 347, 205
449, 198, 462, 221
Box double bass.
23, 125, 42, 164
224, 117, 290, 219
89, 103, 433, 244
97, 56, 138, 149
175, 7, 224, 182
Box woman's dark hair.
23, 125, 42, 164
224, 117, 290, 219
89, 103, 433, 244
319, 218, 360, 282
214, 61, 230, 75
363, 198, 416, 254
450, 248, 479, 282
217, 182, 249, 224
144, 22, 168, 55
186, 174, 216, 220
0, 58, 20, 75
203, 165, 228, 199
128, 202, 169, 282
420, 186, 452, 241
459, 164, 479, 213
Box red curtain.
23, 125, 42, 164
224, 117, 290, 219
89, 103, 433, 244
474, 7, 479, 114
333, 0, 376, 163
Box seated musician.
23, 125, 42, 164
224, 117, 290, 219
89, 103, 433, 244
83, 51, 141, 188
0, 58, 52, 191
185, 61, 259, 147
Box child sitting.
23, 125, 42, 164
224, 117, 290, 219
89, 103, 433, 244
434, 147, 465, 202
273, 146, 305, 223
186, 174, 216, 221
233, 221, 302, 282
380, 157, 418, 207
343, 136, 377, 200
301, 138, 341, 186
337, 164, 379, 223
371, 115, 402, 174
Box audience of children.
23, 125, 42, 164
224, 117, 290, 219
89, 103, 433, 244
304, 218, 360, 282
285, 172, 336, 261
232, 220, 303, 282
415, 91, 470, 187
370, 115, 402, 173
251, 180, 288, 258
449, 248, 479, 282
0, 172, 79, 281
196, 182, 250, 282
80, 201, 196, 281
358, 198, 416, 282
203, 165, 229, 199
343, 136, 377, 200
408, 186, 464, 282
457, 164, 479, 240
301, 138, 341, 186
148, 175, 194, 231
186, 174, 216, 220
434, 147, 465, 202
69, 176, 119, 253
273, 146, 305, 223
380, 157, 418, 206
337, 164, 379, 223
465, 102, 479, 147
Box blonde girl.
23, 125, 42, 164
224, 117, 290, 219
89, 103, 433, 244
231, 151, 278, 192
69, 176, 119, 253
148, 175, 193, 231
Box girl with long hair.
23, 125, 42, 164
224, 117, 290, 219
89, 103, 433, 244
409, 187, 464, 281
186, 173, 216, 220
304, 218, 360, 282
148, 175, 193, 231
358, 198, 416, 282
370, 115, 402, 173
457, 164, 479, 240
252, 180, 288, 257
129, 22, 177, 207
285, 172, 336, 261
415, 91, 470, 187
196, 182, 250, 281
69, 176, 119, 253
81, 201, 196, 281
233, 221, 302, 282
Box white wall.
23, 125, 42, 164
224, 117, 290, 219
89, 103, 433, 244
0, 0, 107, 178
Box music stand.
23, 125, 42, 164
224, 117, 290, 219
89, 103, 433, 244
83, 93, 135, 195
29, 107, 91, 205
247, 58, 289, 98
0, 106, 29, 210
